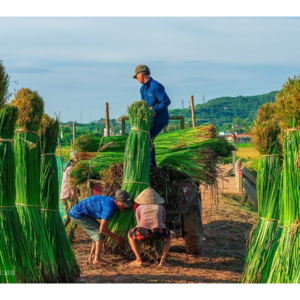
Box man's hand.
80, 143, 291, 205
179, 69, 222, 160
100, 219, 125, 245
150, 107, 156, 117
116, 236, 125, 246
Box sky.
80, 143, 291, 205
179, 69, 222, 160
1, 16, 300, 122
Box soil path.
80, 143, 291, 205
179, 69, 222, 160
73, 166, 257, 283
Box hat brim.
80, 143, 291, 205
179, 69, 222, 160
131, 73, 138, 79
121, 200, 133, 208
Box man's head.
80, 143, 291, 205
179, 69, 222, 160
132, 64, 150, 84
113, 190, 133, 211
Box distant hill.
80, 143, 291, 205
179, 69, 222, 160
169, 91, 278, 127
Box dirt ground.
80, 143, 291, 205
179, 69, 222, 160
72, 167, 257, 283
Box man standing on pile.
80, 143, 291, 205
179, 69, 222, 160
69, 190, 133, 266
132, 64, 171, 168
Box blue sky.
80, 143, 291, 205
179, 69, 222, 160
1, 17, 300, 122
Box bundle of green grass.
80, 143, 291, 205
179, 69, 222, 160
0, 105, 42, 283
0, 62, 42, 283
73, 134, 127, 153
69, 131, 234, 188
0, 61, 17, 284
73, 124, 216, 155
11, 88, 58, 282
39, 114, 81, 282
266, 76, 300, 283
241, 102, 282, 283
105, 101, 153, 249
69, 152, 124, 187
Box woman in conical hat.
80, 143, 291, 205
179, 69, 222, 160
128, 187, 172, 267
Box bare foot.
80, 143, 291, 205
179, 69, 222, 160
93, 259, 109, 267
87, 254, 94, 264
129, 260, 143, 267
158, 261, 169, 267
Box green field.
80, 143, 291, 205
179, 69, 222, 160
56, 146, 71, 162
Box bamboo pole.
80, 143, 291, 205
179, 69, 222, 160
190, 95, 196, 128
105, 102, 110, 137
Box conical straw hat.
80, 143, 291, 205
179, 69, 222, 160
134, 187, 165, 205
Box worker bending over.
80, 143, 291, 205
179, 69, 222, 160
128, 187, 172, 267
132, 64, 171, 168
69, 190, 133, 266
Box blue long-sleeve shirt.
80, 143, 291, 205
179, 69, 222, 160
140, 77, 171, 124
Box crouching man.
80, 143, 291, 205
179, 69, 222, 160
128, 187, 172, 267
69, 190, 133, 266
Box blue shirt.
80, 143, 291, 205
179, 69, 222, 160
140, 77, 171, 124
69, 195, 117, 221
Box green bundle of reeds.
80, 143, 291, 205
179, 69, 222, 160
241, 103, 282, 282
69, 152, 124, 187
266, 77, 300, 283
155, 124, 216, 153
73, 125, 215, 154
241, 103, 282, 283
70, 136, 234, 189
39, 114, 80, 282
156, 136, 235, 158
105, 101, 152, 249
157, 148, 219, 187
73, 134, 127, 153
11, 88, 58, 282
0, 104, 42, 283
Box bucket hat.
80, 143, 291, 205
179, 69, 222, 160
114, 190, 133, 208
134, 187, 164, 205
131, 64, 150, 78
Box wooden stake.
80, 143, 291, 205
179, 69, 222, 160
57, 137, 64, 172
72, 122, 76, 142
105, 102, 110, 137
190, 95, 196, 128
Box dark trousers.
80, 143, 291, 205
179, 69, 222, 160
150, 118, 169, 168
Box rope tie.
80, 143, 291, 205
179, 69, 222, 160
0, 205, 15, 209
131, 127, 153, 151
259, 216, 279, 222
14, 128, 38, 135
41, 208, 60, 213
279, 219, 300, 234
284, 127, 300, 133
98, 141, 115, 152
0, 138, 14, 143
18, 137, 37, 149
123, 181, 150, 186
97, 136, 105, 152
15, 203, 40, 208
41, 153, 56, 157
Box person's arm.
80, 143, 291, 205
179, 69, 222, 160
152, 83, 171, 115
99, 219, 124, 245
